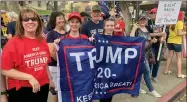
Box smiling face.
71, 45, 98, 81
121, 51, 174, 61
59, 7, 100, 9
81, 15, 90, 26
56, 15, 65, 28
138, 18, 147, 26
91, 11, 101, 22
69, 17, 81, 32
104, 20, 115, 35
22, 12, 39, 34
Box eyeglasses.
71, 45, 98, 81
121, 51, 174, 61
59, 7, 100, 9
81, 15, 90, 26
22, 17, 38, 22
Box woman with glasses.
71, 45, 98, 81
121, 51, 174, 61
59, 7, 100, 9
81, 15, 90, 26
46, 11, 67, 102
1, 8, 52, 102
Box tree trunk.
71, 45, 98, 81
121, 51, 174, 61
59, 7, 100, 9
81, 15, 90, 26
53, 1, 58, 11
119, 1, 131, 35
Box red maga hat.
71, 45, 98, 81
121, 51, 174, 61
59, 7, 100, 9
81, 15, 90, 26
178, 11, 184, 20
68, 12, 82, 22
149, 8, 157, 14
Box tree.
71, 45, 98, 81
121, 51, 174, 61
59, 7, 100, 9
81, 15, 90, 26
0, 1, 21, 14
119, 1, 132, 35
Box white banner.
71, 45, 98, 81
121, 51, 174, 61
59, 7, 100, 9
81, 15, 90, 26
155, 1, 182, 25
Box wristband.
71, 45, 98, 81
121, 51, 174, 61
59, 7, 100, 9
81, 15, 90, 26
1, 91, 7, 95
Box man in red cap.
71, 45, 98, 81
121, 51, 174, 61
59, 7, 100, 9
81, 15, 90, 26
146, 8, 166, 83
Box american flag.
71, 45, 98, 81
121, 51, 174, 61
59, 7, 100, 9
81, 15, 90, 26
115, 1, 121, 15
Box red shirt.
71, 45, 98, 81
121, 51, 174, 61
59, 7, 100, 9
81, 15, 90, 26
114, 21, 125, 36
1, 37, 51, 90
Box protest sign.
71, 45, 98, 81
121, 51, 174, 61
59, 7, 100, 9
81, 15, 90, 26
57, 35, 145, 102
155, 1, 182, 25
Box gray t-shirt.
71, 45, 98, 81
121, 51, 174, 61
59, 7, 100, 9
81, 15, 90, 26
135, 28, 151, 58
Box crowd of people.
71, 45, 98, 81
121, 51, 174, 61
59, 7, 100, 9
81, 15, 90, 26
0, 4, 186, 102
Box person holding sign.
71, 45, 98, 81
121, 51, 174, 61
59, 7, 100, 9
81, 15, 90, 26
130, 13, 161, 98
164, 11, 186, 78
1, 8, 52, 102
46, 11, 67, 102
146, 8, 166, 83
89, 18, 120, 102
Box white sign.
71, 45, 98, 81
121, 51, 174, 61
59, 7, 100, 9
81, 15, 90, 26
155, 1, 182, 25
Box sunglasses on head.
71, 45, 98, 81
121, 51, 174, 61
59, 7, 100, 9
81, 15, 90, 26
22, 17, 38, 22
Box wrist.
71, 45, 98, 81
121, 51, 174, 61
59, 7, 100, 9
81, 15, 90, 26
1, 91, 7, 95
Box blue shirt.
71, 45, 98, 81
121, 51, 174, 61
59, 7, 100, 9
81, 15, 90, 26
46, 30, 67, 66
81, 20, 104, 37
7, 21, 16, 36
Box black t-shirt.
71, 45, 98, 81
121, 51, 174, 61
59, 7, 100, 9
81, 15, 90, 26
7, 21, 16, 36
81, 20, 104, 37
146, 19, 163, 47
46, 30, 67, 66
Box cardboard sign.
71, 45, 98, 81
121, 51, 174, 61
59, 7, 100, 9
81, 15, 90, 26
155, 1, 182, 25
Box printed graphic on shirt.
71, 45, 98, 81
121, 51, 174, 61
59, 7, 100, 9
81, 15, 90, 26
24, 47, 49, 72
90, 29, 103, 35
151, 25, 163, 33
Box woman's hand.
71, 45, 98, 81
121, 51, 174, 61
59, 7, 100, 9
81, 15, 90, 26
151, 38, 158, 43
49, 79, 55, 89
54, 38, 60, 44
133, 23, 139, 29
0, 95, 8, 102
28, 76, 40, 93
88, 37, 95, 42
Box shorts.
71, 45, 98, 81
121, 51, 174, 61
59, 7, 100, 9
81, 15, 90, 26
49, 66, 60, 91
167, 43, 182, 52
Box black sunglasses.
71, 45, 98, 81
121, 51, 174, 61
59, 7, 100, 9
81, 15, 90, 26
22, 17, 38, 22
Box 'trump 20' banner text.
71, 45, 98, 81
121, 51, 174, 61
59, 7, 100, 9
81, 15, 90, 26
58, 35, 145, 102
93, 34, 145, 99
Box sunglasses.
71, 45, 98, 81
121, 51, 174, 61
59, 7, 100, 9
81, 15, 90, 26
22, 17, 38, 22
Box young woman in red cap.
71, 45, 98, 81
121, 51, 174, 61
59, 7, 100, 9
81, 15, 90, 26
165, 11, 186, 78
1, 8, 53, 102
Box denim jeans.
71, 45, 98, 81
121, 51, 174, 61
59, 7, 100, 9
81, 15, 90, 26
143, 58, 154, 92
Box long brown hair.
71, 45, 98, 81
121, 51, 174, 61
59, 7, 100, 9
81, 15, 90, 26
15, 8, 43, 40
170, 24, 176, 31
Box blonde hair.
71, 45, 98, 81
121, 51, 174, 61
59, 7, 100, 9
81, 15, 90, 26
6, 12, 18, 21
15, 8, 43, 41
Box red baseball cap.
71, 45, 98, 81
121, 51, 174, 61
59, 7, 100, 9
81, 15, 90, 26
178, 11, 184, 20
68, 12, 82, 22
149, 8, 157, 14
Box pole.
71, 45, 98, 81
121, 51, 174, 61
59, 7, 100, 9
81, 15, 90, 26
157, 25, 166, 61
136, 1, 139, 22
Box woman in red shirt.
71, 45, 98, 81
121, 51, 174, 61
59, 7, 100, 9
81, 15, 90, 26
1, 8, 53, 102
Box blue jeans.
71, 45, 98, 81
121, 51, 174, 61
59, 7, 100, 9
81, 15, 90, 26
143, 58, 154, 92
150, 44, 163, 78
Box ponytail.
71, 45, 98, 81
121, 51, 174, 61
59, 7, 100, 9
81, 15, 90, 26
171, 24, 176, 31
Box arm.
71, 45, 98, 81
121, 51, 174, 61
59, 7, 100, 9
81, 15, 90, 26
130, 24, 138, 37
2, 69, 33, 81
114, 29, 123, 32
177, 29, 186, 36
47, 43, 57, 60
0, 75, 8, 102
